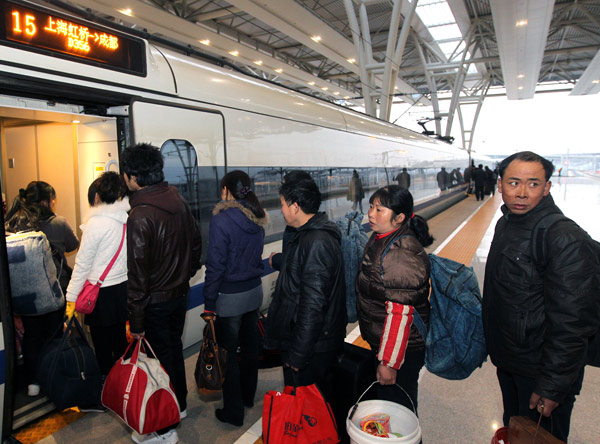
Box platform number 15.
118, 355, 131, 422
12, 11, 37, 36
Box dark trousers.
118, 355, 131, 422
475, 185, 485, 201
90, 323, 128, 376
144, 296, 187, 431
216, 309, 260, 422
496, 367, 585, 442
282, 348, 340, 400
373, 349, 424, 416
21, 307, 64, 385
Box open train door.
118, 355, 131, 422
129, 99, 226, 348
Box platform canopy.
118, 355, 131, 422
30, 0, 600, 148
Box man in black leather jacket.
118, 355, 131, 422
266, 171, 346, 394
483, 151, 599, 442
122, 143, 202, 444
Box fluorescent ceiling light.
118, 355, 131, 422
490, 0, 554, 100
310, 36, 321, 42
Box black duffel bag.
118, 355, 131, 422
37, 316, 102, 410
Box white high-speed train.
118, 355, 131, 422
0, 0, 480, 436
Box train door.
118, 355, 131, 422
130, 100, 225, 348
0, 100, 119, 437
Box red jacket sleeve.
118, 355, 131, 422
378, 301, 414, 370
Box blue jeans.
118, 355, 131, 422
496, 367, 584, 442
216, 309, 260, 422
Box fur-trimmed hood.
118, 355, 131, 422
212, 200, 269, 227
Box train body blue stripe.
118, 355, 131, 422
187, 258, 277, 310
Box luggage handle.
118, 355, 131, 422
47, 316, 91, 382
204, 318, 225, 380
348, 381, 417, 421
129, 338, 159, 365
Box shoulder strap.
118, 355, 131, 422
97, 224, 127, 285
412, 310, 427, 340
531, 213, 570, 271
379, 233, 414, 276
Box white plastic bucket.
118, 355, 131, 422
346, 383, 421, 444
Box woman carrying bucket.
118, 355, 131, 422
356, 185, 433, 414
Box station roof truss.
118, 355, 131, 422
31, 0, 600, 146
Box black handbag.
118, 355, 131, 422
37, 316, 102, 410
194, 317, 227, 394
257, 313, 282, 369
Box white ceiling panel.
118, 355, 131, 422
490, 0, 554, 100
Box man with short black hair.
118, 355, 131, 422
266, 170, 346, 392
483, 151, 599, 442
121, 143, 202, 444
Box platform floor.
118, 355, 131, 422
16, 176, 600, 444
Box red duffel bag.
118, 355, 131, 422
101, 338, 180, 434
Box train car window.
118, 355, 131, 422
160, 139, 222, 261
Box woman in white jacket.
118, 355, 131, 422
65, 172, 129, 384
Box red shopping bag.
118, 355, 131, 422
292, 384, 339, 444
263, 388, 304, 444
101, 338, 180, 434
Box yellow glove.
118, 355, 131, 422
65, 301, 76, 319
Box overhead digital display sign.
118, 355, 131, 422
0, 0, 146, 76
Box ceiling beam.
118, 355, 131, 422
68, 0, 358, 99
490, 0, 555, 100
570, 49, 600, 95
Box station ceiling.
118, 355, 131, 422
36, 0, 600, 144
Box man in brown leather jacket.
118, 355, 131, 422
121, 143, 202, 444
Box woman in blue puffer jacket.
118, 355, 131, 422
203, 170, 268, 427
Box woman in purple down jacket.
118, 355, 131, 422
203, 170, 268, 427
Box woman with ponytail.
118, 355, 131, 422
5, 181, 79, 397
202, 170, 268, 426
356, 185, 433, 415
6, 181, 79, 291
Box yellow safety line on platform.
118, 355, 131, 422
437, 194, 501, 265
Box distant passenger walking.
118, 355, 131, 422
463, 165, 472, 184
473, 164, 486, 201
483, 151, 599, 442
451, 167, 464, 185
436, 167, 450, 191
395, 168, 411, 190
347, 169, 365, 213
485, 166, 497, 196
